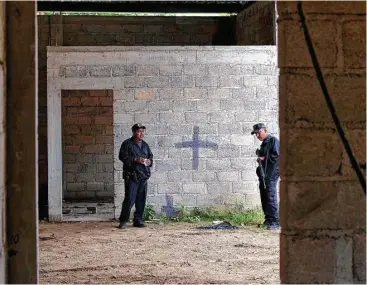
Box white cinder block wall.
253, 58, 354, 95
47, 46, 278, 219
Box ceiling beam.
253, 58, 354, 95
37, 1, 253, 14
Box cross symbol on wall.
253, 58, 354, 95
175, 126, 218, 170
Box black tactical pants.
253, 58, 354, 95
119, 179, 147, 223
259, 176, 279, 226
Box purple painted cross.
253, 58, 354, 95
175, 126, 218, 170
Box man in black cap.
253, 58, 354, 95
117, 123, 153, 229
251, 123, 280, 230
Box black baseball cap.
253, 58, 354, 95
131, 123, 146, 131
251, 123, 266, 135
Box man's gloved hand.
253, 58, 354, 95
255, 149, 260, 156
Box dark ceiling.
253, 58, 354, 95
37, 1, 253, 13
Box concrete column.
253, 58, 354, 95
6, 1, 38, 283
0, 2, 6, 283
277, 2, 366, 283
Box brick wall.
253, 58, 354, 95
47, 46, 278, 219
38, 15, 236, 199
278, 2, 366, 283
236, 2, 275, 45
62, 90, 114, 201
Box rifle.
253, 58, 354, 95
256, 149, 266, 189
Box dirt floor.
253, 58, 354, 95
39, 221, 280, 284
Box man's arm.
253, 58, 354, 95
268, 137, 280, 164
119, 140, 136, 167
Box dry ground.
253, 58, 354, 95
39, 221, 280, 284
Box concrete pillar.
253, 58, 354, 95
0, 2, 6, 283
6, 1, 38, 283
277, 2, 366, 283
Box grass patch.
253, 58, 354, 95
155, 204, 264, 225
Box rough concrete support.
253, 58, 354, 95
6, 1, 38, 283
0, 2, 6, 283
277, 2, 366, 283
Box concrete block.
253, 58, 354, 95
64, 173, 76, 183
234, 111, 257, 122
124, 76, 146, 88
157, 135, 182, 147
244, 193, 262, 208
159, 112, 185, 124
230, 65, 255, 75
135, 88, 157, 100
207, 182, 232, 195
147, 100, 170, 112
134, 113, 159, 125
183, 183, 207, 194
286, 130, 343, 177
258, 111, 278, 122
123, 101, 148, 112
241, 171, 258, 181
159, 65, 182, 76
172, 100, 196, 112
171, 76, 195, 88
286, 181, 366, 229
233, 182, 258, 194
219, 76, 242, 88
114, 171, 123, 183
255, 65, 278, 75
207, 64, 231, 76
86, 182, 104, 191
112, 65, 135, 76
167, 171, 192, 182
192, 171, 217, 182
184, 112, 207, 123
167, 147, 192, 159
181, 159, 206, 171
217, 171, 240, 182
220, 100, 244, 112
267, 76, 278, 86
230, 135, 254, 146
207, 88, 231, 99
206, 159, 231, 170
243, 75, 268, 86
63, 66, 88, 78
230, 158, 256, 170
206, 135, 231, 146
90, 65, 111, 77
148, 172, 168, 184
155, 159, 181, 171
183, 64, 207, 75
157, 88, 183, 100
113, 89, 134, 101
278, 19, 337, 68
343, 21, 366, 69
183, 88, 207, 99
283, 236, 353, 283
67, 182, 85, 191
195, 76, 218, 87
218, 122, 242, 134
232, 87, 257, 100
136, 65, 159, 76
256, 86, 277, 100
208, 112, 233, 123
217, 146, 241, 158
353, 234, 366, 282
196, 49, 276, 65
157, 183, 182, 194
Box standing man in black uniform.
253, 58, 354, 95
251, 123, 280, 230
118, 123, 153, 229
